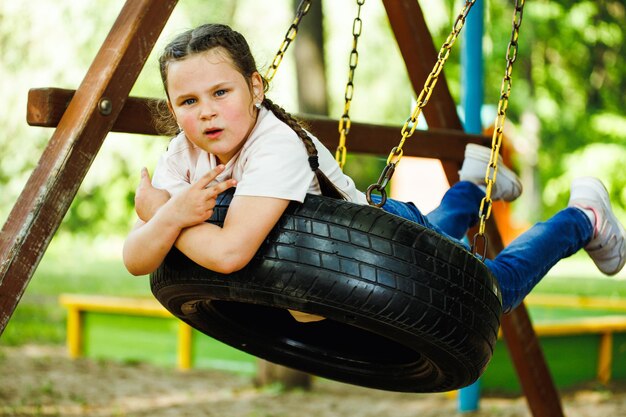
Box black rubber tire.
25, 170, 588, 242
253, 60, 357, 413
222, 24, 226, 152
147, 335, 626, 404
150, 189, 502, 392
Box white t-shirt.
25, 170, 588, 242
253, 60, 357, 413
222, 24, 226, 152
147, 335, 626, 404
152, 107, 368, 205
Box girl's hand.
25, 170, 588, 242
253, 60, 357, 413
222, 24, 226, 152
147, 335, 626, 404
135, 167, 171, 222
164, 165, 237, 229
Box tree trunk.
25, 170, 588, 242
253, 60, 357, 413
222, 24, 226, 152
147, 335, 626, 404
255, 0, 328, 390
294, 0, 328, 115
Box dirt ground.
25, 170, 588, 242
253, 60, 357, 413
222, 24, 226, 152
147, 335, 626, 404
1, 345, 626, 417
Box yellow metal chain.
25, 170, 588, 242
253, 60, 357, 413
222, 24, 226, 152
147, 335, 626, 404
335, 0, 366, 169
473, 0, 525, 259
264, 0, 312, 83
367, 0, 477, 206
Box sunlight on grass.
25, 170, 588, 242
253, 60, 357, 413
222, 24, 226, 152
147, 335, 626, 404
534, 252, 626, 297
2, 233, 151, 346
29, 233, 150, 296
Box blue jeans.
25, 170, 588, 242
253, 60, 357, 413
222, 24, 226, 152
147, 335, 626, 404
371, 181, 593, 312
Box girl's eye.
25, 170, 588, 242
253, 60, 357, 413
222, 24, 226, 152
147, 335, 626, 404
215, 89, 227, 97
181, 98, 196, 106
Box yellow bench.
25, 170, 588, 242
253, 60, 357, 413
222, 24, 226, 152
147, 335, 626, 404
59, 294, 194, 370
524, 294, 626, 384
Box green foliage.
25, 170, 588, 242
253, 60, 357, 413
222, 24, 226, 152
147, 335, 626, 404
543, 143, 626, 217
343, 154, 387, 192
60, 135, 167, 236
482, 0, 626, 219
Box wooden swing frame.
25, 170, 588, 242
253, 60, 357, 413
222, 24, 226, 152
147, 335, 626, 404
0, 1, 565, 416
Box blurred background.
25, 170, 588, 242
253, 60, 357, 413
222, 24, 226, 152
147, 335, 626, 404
1, 0, 625, 344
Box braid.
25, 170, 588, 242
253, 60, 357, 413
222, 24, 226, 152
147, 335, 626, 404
263, 98, 346, 200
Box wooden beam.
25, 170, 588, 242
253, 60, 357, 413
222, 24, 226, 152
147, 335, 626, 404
0, 0, 178, 335
25, 87, 491, 162
382, 0, 463, 184
308, 115, 474, 162
27, 88, 161, 136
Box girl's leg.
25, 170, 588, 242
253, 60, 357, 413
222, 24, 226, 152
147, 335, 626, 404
370, 195, 456, 241
382, 144, 522, 240
426, 181, 484, 240
485, 207, 593, 312
371, 181, 499, 243
426, 143, 522, 239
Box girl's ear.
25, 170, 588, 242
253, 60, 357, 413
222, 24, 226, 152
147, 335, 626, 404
251, 72, 264, 103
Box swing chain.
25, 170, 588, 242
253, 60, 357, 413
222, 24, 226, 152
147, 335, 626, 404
366, 0, 476, 206
366, 161, 396, 208
264, 0, 313, 83
336, 0, 366, 169
473, 0, 525, 259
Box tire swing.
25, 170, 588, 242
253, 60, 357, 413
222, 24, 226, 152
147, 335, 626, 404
151, 0, 524, 393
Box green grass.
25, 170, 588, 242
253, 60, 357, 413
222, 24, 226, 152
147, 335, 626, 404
1, 234, 151, 346
533, 252, 626, 297
80, 313, 257, 374
24, 234, 150, 296
2, 234, 625, 347
83, 313, 181, 367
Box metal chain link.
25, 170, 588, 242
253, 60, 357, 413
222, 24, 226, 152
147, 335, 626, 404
367, 0, 477, 206
335, 0, 366, 169
264, 0, 312, 83
473, 0, 525, 260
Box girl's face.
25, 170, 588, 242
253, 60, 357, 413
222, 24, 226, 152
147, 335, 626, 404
166, 48, 263, 164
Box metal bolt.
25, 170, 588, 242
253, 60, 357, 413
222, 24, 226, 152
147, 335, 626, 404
98, 98, 112, 116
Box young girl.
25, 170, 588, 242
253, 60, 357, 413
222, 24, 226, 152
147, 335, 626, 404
123, 23, 626, 314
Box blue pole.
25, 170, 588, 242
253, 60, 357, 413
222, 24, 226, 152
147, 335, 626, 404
461, 0, 484, 135
458, 0, 484, 412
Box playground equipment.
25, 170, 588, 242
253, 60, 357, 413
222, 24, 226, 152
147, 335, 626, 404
0, 1, 568, 415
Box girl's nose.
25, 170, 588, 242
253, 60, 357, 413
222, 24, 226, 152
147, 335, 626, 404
199, 101, 216, 119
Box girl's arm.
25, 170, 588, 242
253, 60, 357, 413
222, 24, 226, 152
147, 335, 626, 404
123, 216, 182, 276
123, 165, 235, 276
134, 167, 171, 223
174, 195, 290, 274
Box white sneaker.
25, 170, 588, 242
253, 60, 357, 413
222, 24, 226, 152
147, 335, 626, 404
459, 143, 523, 202
568, 177, 626, 275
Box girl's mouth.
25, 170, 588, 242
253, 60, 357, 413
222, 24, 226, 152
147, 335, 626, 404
203, 128, 223, 139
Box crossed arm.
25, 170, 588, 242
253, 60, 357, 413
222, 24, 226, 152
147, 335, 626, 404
122, 165, 289, 276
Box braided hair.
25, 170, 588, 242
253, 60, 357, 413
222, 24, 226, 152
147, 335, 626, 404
157, 23, 345, 200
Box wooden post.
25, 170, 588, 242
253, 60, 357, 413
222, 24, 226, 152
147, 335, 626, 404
0, 0, 178, 335
501, 305, 566, 417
